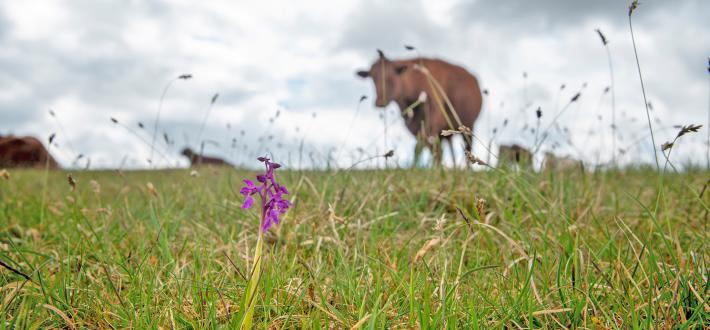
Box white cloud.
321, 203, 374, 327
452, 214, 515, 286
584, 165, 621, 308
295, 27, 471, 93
0, 0, 707, 169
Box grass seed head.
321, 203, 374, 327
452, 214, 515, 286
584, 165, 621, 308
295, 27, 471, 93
413, 238, 440, 263
661, 142, 673, 151
89, 180, 101, 194
676, 124, 702, 138
67, 174, 76, 191
629, 0, 640, 16
0, 169, 9, 180
595, 28, 608, 45
147, 182, 157, 197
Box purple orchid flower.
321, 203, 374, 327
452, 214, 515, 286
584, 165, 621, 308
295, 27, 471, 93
240, 156, 291, 232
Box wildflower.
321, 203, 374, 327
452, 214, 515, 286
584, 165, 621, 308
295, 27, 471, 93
240, 156, 290, 232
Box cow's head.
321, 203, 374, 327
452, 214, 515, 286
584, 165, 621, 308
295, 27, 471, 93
356, 49, 407, 107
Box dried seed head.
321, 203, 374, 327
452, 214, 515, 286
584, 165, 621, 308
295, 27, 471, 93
404, 44, 415, 51
48, 133, 56, 144
67, 174, 76, 191
465, 151, 488, 166
110, 117, 119, 124
458, 125, 472, 136
440, 129, 458, 137
384, 150, 395, 158
570, 92, 581, 102
190, 170, 200, 177
476, 198, 486, 219
417, 91, 427, 103
0, 169, 9, 180
49, 109, 56, 117
89, 180, 101, 194
536, 107, 542, 119
595, 28, 608, 45
483, 89, 489, 95
661, 141, 673, 151
676, 124, 702, 138
211, 93, 219, 104
138, 122, 145, 129
178, 74, 193, 80
629, 0, 639, 16
359, 95, 367, 102
146, 182, 157, 197
434, 214, 446, 232
413, 238, 440, 263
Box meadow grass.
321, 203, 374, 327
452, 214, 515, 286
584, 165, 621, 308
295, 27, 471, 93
0, 166, 707, 328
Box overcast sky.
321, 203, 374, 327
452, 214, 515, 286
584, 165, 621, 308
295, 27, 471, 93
1, 0, 708, 169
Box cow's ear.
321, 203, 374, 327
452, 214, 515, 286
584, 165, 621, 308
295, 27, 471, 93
395, 65, 407, 75
356, 70, 370, 78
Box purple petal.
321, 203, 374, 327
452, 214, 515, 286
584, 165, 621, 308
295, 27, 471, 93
241, 196, 254, 209
243, 179, 255, 188
256, 174, 266, 183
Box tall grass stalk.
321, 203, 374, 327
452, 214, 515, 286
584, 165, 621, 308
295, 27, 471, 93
628, 5, 659, 171
151, 74, 191, 167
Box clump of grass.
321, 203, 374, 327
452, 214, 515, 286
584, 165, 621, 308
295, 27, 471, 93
1, 165, 707, 328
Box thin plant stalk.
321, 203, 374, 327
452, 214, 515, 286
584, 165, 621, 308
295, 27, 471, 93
628, 8, 659, 171
151, 74, 191, 167
151, 78, 178, 167
605, 45, 617, 166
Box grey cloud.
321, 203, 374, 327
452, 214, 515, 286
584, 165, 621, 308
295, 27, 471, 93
337, 0, 446, 56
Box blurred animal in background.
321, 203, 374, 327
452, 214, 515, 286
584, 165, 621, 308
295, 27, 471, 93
357, 50, 483, 167
542, 152, 584, 172
0, 135, 59, 168
497, 144, 532, 170
181, 147, 231, 167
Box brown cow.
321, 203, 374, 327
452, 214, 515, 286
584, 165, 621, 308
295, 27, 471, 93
357, 50, 483, 166
498, 144, 532, 170
181, 148, 231, 167
541, 152, 584, 172
0, 135, 59, 168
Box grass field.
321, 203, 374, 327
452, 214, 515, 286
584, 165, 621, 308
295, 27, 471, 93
0, 166, 708, 328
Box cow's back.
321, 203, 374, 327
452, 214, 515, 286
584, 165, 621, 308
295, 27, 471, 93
0, 137, 58, 168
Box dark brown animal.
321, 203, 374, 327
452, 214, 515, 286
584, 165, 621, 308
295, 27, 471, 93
357, 50, 483, 166
542, 152, 584, 172
181, 148, 231, 167
498, 144, 532, 170
0, 135, 59, 168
